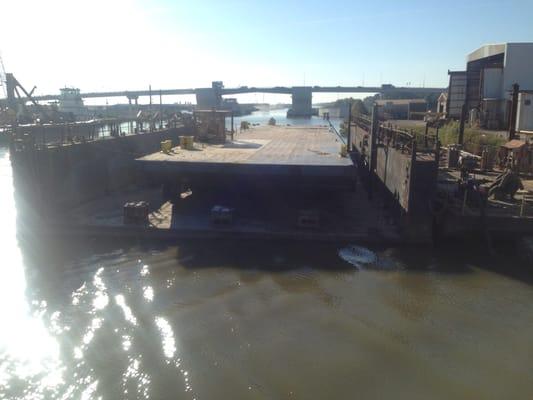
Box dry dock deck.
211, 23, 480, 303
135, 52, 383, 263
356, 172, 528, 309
136, 125, 353, 177
58, 186, 403, 244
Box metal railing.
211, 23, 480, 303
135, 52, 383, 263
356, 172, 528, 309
327, 119, 346, 144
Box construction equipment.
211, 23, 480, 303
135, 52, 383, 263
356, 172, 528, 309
0, 72, 48, 124
488, 170, 524, 200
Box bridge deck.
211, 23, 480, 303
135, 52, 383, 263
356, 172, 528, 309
137, 125, 353, 177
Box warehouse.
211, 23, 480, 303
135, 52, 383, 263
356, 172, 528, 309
446, 43, 533, 129
375, 99, 427, 120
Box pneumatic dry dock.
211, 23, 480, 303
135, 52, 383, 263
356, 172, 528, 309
115, 124, 397, 242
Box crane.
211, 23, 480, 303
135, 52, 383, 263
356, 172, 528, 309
0, 53, 7, 99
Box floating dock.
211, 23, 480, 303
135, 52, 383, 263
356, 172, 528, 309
136, 125, 353, 179
44, 125, 402, 243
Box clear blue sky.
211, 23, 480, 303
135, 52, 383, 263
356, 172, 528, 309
1, 0, 533, 101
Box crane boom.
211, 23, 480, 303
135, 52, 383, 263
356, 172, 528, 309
0, 53, 7, 98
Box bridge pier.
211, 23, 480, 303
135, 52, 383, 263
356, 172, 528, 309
195, 88, 222, 109
196, 82, 224, 109
287, 87, 317, 117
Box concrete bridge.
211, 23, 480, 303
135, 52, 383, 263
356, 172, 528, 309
14, 79, 445, 117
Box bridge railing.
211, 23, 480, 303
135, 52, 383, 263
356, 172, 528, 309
8, 118, 185, 150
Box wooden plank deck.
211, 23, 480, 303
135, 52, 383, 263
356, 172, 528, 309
137, 125, 351, 167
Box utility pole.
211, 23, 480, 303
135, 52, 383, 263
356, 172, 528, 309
508, 83, 519, 141
149, 84, 152, 112
231, 111, 234, 140
159, 89, 163, 129
458, 103, 466, 145
347, 100, 352, 151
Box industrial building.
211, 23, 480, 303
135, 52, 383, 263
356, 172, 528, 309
446, 43, 533, 130
375, 99, 427, 120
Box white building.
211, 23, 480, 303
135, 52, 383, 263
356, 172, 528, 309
447, 43, 533, 129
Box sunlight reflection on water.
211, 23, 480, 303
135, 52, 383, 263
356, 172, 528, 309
0, 151, 63, 397
1, 147, 533, 400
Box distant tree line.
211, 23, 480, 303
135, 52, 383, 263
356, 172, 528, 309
362, 91, 439, 112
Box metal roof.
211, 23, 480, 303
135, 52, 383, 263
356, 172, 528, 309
375, 99, 427, 106
193, 109, 232, 114
502, 139, 526, 150
467, 44, 506, 63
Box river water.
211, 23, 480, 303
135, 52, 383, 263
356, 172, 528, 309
227, 108, 343, 132
1, 143, 533, 399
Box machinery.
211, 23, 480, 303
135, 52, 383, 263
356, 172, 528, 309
0, 70, 51, 126
488, 169, 524, 200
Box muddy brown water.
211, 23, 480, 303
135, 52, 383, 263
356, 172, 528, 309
1, 148, 533, 399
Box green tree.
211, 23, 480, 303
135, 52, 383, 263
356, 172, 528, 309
351, 99, 368, 116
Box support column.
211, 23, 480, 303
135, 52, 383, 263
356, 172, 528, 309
288, 87, 313, 117
127, 96, 134, 135
231, 112, 234, 140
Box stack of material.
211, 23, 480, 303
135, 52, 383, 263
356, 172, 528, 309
480, 148, 491, 171
340, 144, 348, 158
161, 140, 172, 153
179, 136, 195, 150
210, 205, 233, 225
123, 201, 150, 225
